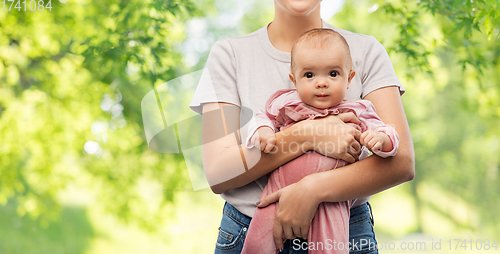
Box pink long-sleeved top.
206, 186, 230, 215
242, 89, 399, 254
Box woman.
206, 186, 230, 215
189, 0, 415, 253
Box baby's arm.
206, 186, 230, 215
247, 90, 298, 153
358, 101, 399, 158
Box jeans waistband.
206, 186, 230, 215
223, 202, 252, 226
350, 202, 374, 226
223, 201, 374, 227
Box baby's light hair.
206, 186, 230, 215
291, 28, 352, 72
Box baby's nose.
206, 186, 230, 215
315, 79, 329, 88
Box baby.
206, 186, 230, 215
241, 29, 399, 254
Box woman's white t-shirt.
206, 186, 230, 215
190, 20, 405, 218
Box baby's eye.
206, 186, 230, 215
304, 72, 314, 78
330, 71, 339, 77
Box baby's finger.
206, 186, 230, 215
360, 133, 367, 146
362, 134, 373, 147
264, 143, 275, 153
360, 132, 368, 143
260, 140, 267, 151
367, 138, 378, 149
253, 140, 261, 150
251, 135, 258, 148
372, 142, 381, 152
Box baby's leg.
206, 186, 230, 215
241, 201, 278, 254
243, 152, 341, 254
241, 171, 282, 254
307, 201, 352, 254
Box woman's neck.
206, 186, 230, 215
268, 6, 323, 53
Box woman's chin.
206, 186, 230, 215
277, 0, 321, 16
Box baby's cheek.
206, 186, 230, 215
298, 84, 314, 101
301, 83, 314, 95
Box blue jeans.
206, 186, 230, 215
214, 202, 378, 254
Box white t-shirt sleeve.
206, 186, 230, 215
361, 36, 405, 98
189, 39, 241, 115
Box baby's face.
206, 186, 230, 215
290, 45, 355, 109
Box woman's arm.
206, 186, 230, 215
202, 102, 306, 194
202, 102, 363, 194
257, 86, 415, 249
313, 86, 415, 199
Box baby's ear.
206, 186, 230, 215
289, 73, 297, 86
348, 70, 356, 83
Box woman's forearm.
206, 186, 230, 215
207, 122, 308, 194
305, 149, 414, 204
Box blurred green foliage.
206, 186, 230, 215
0, 0, 214, 231
0, 200, 93, 254
0, 0, 499, 251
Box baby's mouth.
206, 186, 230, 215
315, 94, 328, 99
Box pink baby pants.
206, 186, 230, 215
241, 151, 353, 254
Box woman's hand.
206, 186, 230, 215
257, 175, 320, 251
297, 112, 363, 163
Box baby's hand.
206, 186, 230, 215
251, 127, 277, 153
360, 130, 386, 152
